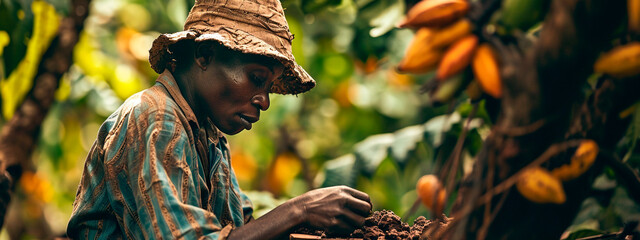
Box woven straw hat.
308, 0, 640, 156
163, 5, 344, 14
149, 0, 315, 95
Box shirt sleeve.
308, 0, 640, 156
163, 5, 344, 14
67, 138, 124, 239
240, 191, 254, 223
120, 108, 232, 239
220, 138, 254, 224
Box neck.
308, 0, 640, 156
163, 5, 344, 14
172, 69, 208, 126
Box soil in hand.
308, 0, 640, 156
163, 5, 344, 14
292, 210, 443, 239
346, 210, 427, 240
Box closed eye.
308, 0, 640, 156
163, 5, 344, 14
250, 74, 267, 88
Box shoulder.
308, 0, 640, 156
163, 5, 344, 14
122, 84, 182, 119
101, 84, 194, 147
112, 84, 193, 126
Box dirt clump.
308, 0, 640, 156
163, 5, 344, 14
293, 210, 435, 239
300, 210, 424, 240
347, 210, 428, 240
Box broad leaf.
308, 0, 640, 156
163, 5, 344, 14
389, 124, 425, 165
368, 0, 403, 37
354, 133, 394, 176
319, 154, 357, 187
424, 112, 462, 147
562, 229, 605, 240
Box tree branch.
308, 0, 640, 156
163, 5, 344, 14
0, 0, 90, 228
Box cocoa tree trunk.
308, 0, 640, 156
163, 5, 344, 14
439, 0, 640, 239
0, 0, 90, 228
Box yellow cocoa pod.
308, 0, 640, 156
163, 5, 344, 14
594, 42, 640, 78
551, 140, 599, 181
516, 167, 566, 204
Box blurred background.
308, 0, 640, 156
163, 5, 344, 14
0, 0, 639, 239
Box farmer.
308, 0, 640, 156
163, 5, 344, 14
66, 0, 372, 239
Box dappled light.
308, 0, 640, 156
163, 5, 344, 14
1, 0, 640, 239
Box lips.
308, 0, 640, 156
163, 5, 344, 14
239, 114, 258, 130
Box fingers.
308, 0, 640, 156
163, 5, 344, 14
323, 209, 366, 236
345, 197, 372, 216
325, 218, 355, 236
339, 209, 367, 228
298, 186, 372, 233
337, 186, 372, 215
341, 186, 371, 204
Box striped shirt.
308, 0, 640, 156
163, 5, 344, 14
67, 70, 253, 239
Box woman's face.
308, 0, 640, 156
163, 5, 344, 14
192, 52, 284, 135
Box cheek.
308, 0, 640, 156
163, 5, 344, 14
221, 73, 259, 103
199, 72, 251, 112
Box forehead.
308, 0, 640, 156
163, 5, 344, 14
231, 51, 285, 73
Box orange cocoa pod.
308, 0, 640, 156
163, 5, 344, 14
436, 35, 478, 81
399, 0, 469, 28
472, 43, 502, 98
416, 175, 446, 215
397, 28, 443, 74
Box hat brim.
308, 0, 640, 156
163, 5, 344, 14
149, 27, 315, 95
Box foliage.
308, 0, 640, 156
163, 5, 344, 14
386, 0, 640, 238
0, 0, 639, 238
1, 1, 60, 119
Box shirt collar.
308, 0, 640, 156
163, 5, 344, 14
156, 70, 225, 145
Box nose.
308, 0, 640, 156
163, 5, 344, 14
251, 92, 270, 111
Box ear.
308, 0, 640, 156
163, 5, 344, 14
194, 42, 213, 71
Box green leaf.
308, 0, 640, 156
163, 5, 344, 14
389, 125, 425, 165
456, 100, 492, 126
368, 0, 403, 37
423, 112, 462, 147
44, 0, 70, 15
623, 103, 640, 162
353, 133, 394, 176
318, 154, 357, 187
1, 0, 31, 76
562, 229, 605, 240
611, 187, 640, 223
568, 197, 603, 232
286, 16, 306, 68
167, 0, 187, 29
466, 128, 484, 156
301, 0, 341, 13
592, 173, 617, 191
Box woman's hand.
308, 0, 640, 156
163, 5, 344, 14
288, 185, 372, 234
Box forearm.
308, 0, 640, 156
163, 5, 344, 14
227, 201, 304, 240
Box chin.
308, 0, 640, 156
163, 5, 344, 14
221, 126, 244, 135
228, 130, 244, 135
